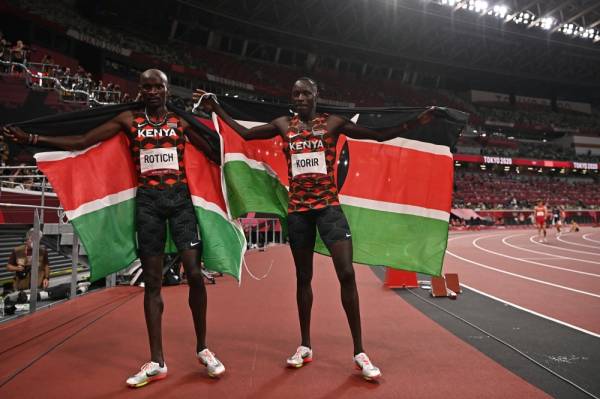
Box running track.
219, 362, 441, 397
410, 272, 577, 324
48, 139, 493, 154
445, 227, 600, 337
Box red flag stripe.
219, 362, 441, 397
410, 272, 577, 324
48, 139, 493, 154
336, 140, 453, 212
36, 134, 136, 211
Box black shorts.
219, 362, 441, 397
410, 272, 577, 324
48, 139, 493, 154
287, 205, 351, 249
135, 185, 200, 256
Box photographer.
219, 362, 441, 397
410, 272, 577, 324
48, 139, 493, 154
6, 228, 50, 291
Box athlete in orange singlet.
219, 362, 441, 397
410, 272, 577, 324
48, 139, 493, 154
194, 78, 435, 380
3, 69, 226, 387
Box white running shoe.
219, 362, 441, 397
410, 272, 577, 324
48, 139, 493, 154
286, 345, 313, 368
197, 348, 226, 378
354, 352, 381, 380
126, 361, 167, 388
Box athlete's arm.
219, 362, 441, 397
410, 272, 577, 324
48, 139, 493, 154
328, 107, 436, 142
2, 112, 131, 151
192, 89, 282, 140
182, 121, 220, 164
5, 251, 22, 272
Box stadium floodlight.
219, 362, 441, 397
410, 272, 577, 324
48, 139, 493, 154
539, 17, 555, 30
513, 11, 533, 24
493, 5, 508, 18
582, 28, 596, 39
473, 0, 488, 13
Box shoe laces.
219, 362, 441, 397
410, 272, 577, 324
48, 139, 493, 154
201, 350, 218, 366
292, 346, 308, 359
141, 362, 157, 373
356, 353, 372, 368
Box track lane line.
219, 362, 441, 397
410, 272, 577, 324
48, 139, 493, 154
556, 234, 600, 250
501, 234, 600, 266
445, 248, 600, 299
529, 235, 600, 257
583, 233, 600, 244
459, 283, 600, 338
471, 236, 600, 278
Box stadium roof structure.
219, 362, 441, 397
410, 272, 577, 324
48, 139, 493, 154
83, 0, 600, 100
166, 0, 600, 97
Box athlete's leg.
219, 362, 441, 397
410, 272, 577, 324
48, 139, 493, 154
179, 248, 207, 352
168, 186, 208, 353
140, 254, 167, 366
328, 239, 363, 355
291, 245, 315, 348
288, 211, 317, 349
317, 206, 363, 355
136, 188, 169, 366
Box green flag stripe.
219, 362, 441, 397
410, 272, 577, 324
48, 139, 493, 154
66, 188, 137, 219
71, 199, 137, 282
194, 206, 246, 281
314, 204, 449, 276
223, 160, 289, 219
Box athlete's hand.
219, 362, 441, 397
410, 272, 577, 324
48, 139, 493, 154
416, 106, 437, 124
192, 89, 217, 112
2, 126, 29, 144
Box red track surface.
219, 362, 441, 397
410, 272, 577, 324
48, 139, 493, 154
0, 245, 550, 398
445, 227, 600, 336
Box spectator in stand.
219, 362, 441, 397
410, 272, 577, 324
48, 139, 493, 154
10, 40, 28, 74
105, 82, 115, 102
5, 228, 50, 292
113, 84, 122, 103
95, 80, 106, 102
0, 31, 11, 72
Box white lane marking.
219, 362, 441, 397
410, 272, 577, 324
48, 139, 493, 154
460, 283, 600, 338
556, 234, 600, 250
583, 233, 600, 244
501, 234, 600, 266
529, 235, 600, 257
445, 249, 600, 299
471, 236, 600, 277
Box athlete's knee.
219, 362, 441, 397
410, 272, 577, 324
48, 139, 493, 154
186, 268, 205, 288
144, 279, 162, 296
336, 266, 356, 286
296, 269, 313, 287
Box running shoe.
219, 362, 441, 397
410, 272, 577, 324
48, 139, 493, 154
286, 345, 313, 368
126, 361, 167, 388
353, 352, 381, 380
197, 348, 226, 377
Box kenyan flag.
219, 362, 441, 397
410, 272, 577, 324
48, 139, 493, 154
14, 102, 244, 282
35, 134, 139, 281
214, 101, 465, 276
34, 132, 245, 281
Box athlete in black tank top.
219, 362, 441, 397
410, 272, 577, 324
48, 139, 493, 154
3, 69, 226, 385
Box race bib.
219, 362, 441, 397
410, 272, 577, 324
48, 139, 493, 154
536, 211, 544, 217
291, 151, 327, 177
140, 147, 179, 175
